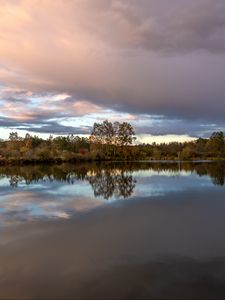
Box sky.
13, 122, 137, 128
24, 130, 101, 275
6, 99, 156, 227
0, 0, 225, 143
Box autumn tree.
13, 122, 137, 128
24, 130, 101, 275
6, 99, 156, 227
90, 120, 135, 146
9, 132, 20, 141
90, 120, 136, 159
116, 122, 136, 146
90, 120, 116, 145
207, 132, 225, 157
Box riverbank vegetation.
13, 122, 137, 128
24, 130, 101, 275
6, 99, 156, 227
0, 120, 225, 165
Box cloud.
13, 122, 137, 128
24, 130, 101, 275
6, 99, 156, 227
0, 0, 225, 137
0, 84, 224, 139
129, 1, 225, 54
137, 134, 195, 144
73, 101, 103, 116
0, 86, 139, 136
19, 122, 91, 135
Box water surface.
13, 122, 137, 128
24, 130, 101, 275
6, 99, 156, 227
0, 162, 225, 299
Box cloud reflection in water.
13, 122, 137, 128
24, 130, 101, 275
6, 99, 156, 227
0, 162, 225, 227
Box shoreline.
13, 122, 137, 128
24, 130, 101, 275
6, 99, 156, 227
1, 157, 225, 166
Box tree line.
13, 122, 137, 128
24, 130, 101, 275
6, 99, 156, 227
0, 120, 225, 164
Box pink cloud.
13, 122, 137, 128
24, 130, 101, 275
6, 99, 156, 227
73, 101, 103, 116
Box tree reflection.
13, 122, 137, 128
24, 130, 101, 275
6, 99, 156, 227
9, 175, 20, 187
194, 163, 225, 186
2, 163, 137, 199
208, 165, 225, 186
1, 161, 225, 200
86, 170, 136, 199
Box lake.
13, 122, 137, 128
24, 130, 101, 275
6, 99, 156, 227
0, 162, 225, 299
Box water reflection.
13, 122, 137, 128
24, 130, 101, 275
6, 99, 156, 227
1, 163, 138, 198
2, 189, 225, 299
86, 169, 136, 199
9, 175, 20, 187
0, 162, 225, 227
1, 161, 225, 190
1, 162, 225, 298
